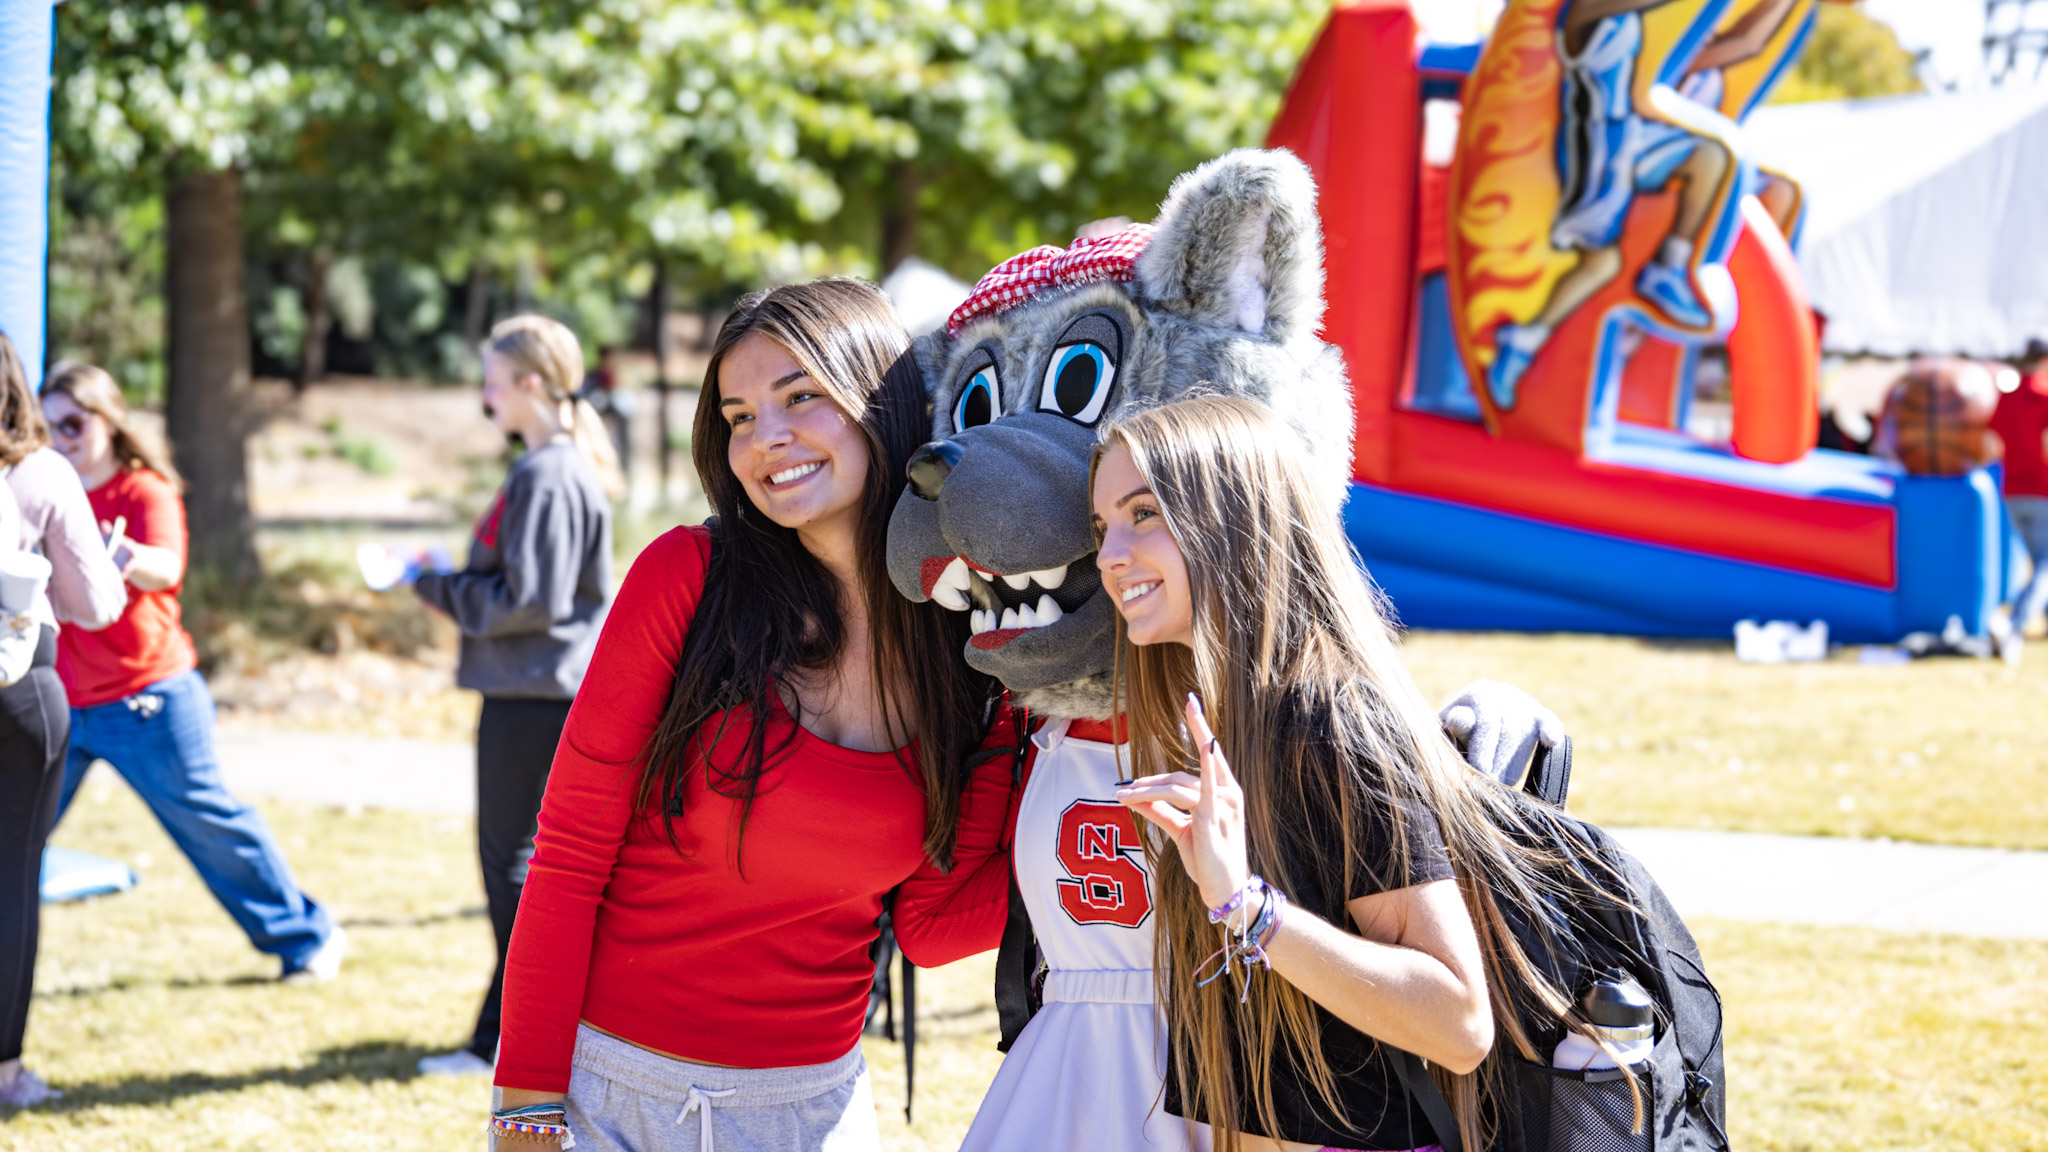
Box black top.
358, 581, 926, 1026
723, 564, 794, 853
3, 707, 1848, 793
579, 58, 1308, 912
1163, 787, 1457, 1149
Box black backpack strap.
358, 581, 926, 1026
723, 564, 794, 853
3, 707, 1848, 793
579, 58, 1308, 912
993, 705, 1041, 1052
900, 952, 917, 1122
1524, 735, 1574, 808
993, 867, 1042, 1051
1390, 1047, 1464, 1152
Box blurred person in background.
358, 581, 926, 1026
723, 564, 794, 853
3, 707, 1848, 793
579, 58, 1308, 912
39, 361, 346, 986
412, 315, 621, 1077
582, 344, 634, 487
1, 335, 124, 1108
1994, 338, 2048, 637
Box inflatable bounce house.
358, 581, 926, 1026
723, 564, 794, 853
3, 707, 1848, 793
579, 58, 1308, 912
1271, 0, 2009, 642
0, 0, 52, 392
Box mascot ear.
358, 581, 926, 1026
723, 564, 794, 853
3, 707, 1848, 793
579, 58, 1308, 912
1134, 148, 1324, 344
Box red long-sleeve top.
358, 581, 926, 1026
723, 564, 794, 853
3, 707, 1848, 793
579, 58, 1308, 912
496, 525, 1017, 1091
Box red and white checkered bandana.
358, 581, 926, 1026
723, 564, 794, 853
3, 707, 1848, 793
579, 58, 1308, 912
946, 223, 1156, 337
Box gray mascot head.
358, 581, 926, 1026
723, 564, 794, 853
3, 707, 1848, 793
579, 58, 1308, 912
886, 148, 1352, 720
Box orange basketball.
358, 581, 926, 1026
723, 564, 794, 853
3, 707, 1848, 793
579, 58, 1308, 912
1880, 361, 2003, 476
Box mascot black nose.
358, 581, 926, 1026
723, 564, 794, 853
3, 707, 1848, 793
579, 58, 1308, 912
906, 439, 965, 501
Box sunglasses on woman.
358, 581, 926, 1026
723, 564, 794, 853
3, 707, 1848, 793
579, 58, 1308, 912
49, 414, 90, 440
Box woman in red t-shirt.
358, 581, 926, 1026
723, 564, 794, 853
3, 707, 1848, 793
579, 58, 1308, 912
490, 280, 1017, 1151
39, 363, 343, 981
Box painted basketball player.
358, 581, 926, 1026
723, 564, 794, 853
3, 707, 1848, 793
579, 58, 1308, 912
1487, 0, 1757, 407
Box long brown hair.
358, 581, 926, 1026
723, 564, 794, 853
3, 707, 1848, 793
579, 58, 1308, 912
1095, 396, 1605, 1152
43, 361, 181, 486
636, 279, 997, 869
483, 314, 627, 502
0, 331, 48, 468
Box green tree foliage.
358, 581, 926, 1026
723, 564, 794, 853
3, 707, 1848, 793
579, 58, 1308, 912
1770, 2, 1924, 104
57, 1, 1333, 316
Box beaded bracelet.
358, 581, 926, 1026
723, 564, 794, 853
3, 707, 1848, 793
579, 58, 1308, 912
1208, 875, 1268, 926
1195, 877, 1291, 1003
493, 1104, 575, 1148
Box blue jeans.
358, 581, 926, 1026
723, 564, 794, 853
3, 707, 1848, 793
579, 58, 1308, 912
2011, 496, 2048, 627
56, 669, 332, 969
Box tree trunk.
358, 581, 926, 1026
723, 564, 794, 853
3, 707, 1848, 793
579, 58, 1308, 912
649, 258, 672, 496
463, 260, 490, 373
294, 247, 329, 393
880, 160, 921, 276
166, 166, 259, 588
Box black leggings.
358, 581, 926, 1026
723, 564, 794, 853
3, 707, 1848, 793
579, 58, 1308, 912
1, 629, 67, 1064
469, 695, 572, 1059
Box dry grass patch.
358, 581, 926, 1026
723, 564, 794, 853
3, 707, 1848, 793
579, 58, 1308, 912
1700, 919, 2048, 1150
11, 781, 492, 1150
1401, 631, 2048, 849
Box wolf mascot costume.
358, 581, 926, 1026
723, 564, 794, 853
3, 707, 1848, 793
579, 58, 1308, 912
886, 149, 1554, 1151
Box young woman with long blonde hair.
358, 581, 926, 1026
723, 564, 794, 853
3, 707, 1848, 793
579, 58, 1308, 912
1097, 396, 1602, 1152
413, 314, 625, 1077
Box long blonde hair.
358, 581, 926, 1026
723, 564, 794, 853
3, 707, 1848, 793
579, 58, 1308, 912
1094, 396, 1605, 1152
484, 315, 626, 501
43, 361, 181, 487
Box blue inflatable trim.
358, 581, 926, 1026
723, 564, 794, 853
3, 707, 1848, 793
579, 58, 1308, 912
1346, 473, 2003, 643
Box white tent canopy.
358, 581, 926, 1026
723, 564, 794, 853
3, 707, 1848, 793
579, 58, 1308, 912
881, 257, 972, 338
1742, 85, 2048, 359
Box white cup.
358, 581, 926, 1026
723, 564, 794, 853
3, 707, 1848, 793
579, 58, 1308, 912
0, 551, 52, 614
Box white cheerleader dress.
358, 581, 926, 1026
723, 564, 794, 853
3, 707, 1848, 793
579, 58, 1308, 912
957, 719, 1210, 1152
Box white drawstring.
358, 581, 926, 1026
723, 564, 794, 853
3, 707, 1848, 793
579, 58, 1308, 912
674, 1084, 738, 1152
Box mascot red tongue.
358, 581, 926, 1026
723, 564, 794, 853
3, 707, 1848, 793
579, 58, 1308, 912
882, 148, 1352, 1152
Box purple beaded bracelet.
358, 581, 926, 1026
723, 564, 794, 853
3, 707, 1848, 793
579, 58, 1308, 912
1208, 875, 1268, 924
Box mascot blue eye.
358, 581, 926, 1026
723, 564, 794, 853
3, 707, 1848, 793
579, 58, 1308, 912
954, 367, 999, 432
1039, 343, 1116, 425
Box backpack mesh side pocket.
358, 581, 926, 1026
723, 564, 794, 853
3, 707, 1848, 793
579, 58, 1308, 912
1515, 1060, 1654, 1152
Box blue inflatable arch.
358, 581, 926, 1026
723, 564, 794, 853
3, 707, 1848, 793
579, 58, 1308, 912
0, 0, 55, 390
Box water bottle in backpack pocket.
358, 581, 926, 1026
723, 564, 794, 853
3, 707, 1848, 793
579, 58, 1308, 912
1533, 970, 1657, 1152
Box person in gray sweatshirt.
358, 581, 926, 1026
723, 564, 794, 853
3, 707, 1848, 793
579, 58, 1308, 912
413, 315, 621, 1077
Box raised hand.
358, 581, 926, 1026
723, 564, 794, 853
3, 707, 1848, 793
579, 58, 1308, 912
1116, 693, 1252, 909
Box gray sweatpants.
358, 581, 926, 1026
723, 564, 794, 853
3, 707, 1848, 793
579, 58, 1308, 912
560, 1024, 880, 1152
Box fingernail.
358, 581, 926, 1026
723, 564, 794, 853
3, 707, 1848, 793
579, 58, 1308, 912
1208, 737, 1218, 752
1187, 692, 1202, 712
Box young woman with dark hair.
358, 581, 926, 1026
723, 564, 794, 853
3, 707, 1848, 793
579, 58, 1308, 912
490, 279, 1017, 1151
0, 335, 124, 1108
39, 361, 344, 988
1098, 396, 1615, 1152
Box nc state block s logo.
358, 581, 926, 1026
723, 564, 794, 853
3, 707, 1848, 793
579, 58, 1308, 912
1054, 801, 1152, 928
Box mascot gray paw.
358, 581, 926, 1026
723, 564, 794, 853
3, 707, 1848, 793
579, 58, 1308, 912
1439, 680, 1563, 787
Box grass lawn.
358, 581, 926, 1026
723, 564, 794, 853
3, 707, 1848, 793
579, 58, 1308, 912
8, 779, 2045, 1149
1401, 631, 2048, 850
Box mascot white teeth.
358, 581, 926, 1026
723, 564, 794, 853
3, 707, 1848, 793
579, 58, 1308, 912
886, 148, 1553, 1151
